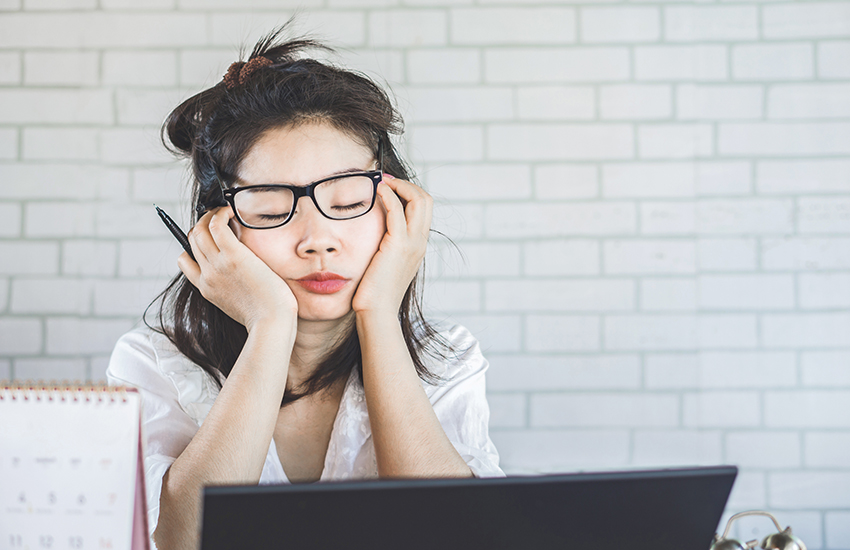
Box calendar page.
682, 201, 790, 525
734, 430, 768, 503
0, 386, 145, 550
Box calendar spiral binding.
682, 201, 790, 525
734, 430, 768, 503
0, 381, 131, 403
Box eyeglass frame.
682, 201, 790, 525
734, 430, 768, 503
207, 142, 384, 230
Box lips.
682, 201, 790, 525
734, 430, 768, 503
295, 272, 349, 294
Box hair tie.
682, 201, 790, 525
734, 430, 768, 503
223, 56, 274, 89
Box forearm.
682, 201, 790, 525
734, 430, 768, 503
356, 311, 472, 479
155, 318, 296, 550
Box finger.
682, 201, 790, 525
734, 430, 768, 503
188, 210, 220, 260
177, 251, 202, 287
207, 206, 242, 253
377, 182, 407, 237
382, 177, 431, 239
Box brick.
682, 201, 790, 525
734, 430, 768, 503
633, 430, 722, 467
683, 391, 760, 427
726, 471, 766, 509
638, 125, 713, 159
22, 129, 99, 161
11, 278, 91, 315
526, 315, 600, 351
0, 279, 7, 312
101, 128, 173, 165
334, 48, 405, 84
696, 162, 752, 196
24, 203, 95, 238
445, 315, 521, 353
431, 203, 483, 240
429, 241, 520, 279
0, 318, 41, 354
486, 202, 636, 238
532, 393, 678, 428
0, 203, 21, 237
770, 473, 850, 507
602, 163, 695, 198
802, 351, 850, 387
702, 351, 797, 388
763, 3, 850, 39
581, 7, 659, 43
665, 6, 758, 42
0, 52, 20, 84
524, 239, 599, 276
369, 10, 446, 47
13, 358, 87, 382
484, 47, 629, 83
800, 273, 850, 309
96, 202, 169, 238
727, 432, 800, 468
758, 160, 850, 195
24, 51, 98, 86
404, 87, 513, 123
103, 0, 174, 8
25, 0, 95, 8
517, 86, 594, 120
90, 355, 110, 382
698, 314, 758, 349
677, 84, 763, 120
599, 85, 671, 120
641, 278, 696, 311
133, 166, 187, 203
763, 313, 850, 348
451, 8, 576, 44
487, 354, 640, 391
698, 238, 757, 271
422, 279, 480, 313
210, 12, 360, 49
0, 360, 8, 379
0, 90, 112, 124
698, 274, 794, 310
407, 49, 479, 84
0, 13, 206, 48
732, 44, 814, 81
408, 126, 483, 163
94, 278, 169, 316
117, 89, 183, 126
605, 315, 696, 350
487, 393, 526, 429
805, 432, 850, 467
488, 124, 633, 160
487, 279, 634, 312
102, 51, 176, 87
426, 164, 530, 202
0, 128, 17, 160
63, 240, 117, 277
641, 202, 695, 235
327, 0, 397, 7
761, 237, 850, 271
604, 240, 695, 274
826, 513, 850, 549
0, 242, 58, 275
634, 45, 726, 81
118, 239, 183, 278
0, 164, 129, 199
491, 430, 629, 471
723, 122, 850, 156
179, 49, 235, 87
773, 82, 850, 122
819, 41, 850, 79
46, 318, 134, 355
645, 353, 698, 389
697, 199, 795, 235
534, 165, 598, 200
799, 197, 850, 234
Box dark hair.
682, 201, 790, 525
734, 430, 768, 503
148, 26, 451, 405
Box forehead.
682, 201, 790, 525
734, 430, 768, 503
237, 122, 374, 185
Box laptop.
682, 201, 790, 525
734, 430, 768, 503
200, 465, 737, 550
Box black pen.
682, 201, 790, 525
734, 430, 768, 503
154, 204, 195, 261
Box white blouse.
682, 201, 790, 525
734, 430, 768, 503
106, 323, 503, 542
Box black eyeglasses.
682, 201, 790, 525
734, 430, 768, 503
211, 144, 384, 230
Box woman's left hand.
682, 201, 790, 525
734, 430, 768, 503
352, 174, 433, 316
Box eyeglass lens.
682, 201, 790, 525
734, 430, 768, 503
233, 175, 375, 228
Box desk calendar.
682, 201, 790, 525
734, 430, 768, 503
0, 383, 148, 550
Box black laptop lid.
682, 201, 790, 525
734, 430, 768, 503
201, 466, 737, 550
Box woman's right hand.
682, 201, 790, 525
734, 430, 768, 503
177, 206, 298, 333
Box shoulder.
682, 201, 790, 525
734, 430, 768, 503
107, 326, 188, 382
421, 322, 488, 388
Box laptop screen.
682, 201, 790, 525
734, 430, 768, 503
201, 466, 737, 550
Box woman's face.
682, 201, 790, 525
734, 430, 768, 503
230, 122, 386, 322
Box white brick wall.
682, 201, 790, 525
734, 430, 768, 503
1, 2, 848, 547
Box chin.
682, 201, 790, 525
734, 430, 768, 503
294, 299, 354, 323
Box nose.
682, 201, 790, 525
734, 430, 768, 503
293, 196, 340, 258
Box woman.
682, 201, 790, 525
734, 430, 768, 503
107, 28, 502, 550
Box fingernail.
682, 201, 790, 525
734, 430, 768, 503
382, 173, 395, 180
